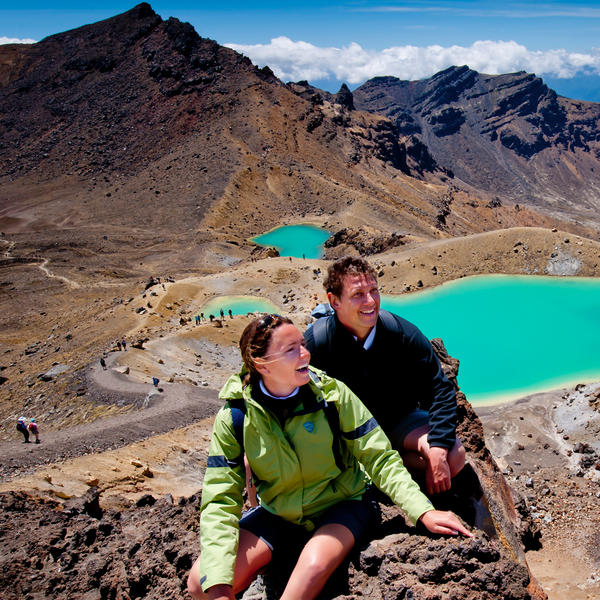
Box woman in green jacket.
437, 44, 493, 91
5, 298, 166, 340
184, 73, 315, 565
188, 315, 470, 600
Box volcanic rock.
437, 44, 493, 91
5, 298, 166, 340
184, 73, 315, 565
354, 66, 600, 226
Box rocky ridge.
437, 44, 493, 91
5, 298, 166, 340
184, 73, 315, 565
354, 67, 600, 228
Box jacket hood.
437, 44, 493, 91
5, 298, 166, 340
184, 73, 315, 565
218, 373, 246, 401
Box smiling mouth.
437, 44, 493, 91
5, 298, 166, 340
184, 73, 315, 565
296, 364, 309, 373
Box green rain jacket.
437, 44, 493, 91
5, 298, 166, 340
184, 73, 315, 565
198, 367, 434, 592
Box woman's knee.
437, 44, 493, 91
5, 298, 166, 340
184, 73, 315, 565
305, 524, 355, 574
187, 557, 206, 599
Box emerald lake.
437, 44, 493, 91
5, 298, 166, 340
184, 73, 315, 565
252, 224, 330, 259
381, 275, 600, 405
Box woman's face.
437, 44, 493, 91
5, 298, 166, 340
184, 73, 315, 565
255, 323, 311, 396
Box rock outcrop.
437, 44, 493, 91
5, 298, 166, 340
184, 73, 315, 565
324, 226, 408, 257
0, 342, 546, 600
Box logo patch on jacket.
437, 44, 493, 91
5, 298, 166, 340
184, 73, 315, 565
304, 421, 314, 433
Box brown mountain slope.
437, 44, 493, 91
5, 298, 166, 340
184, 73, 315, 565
354, 66, 600, 230
0, 4, 598, 420
1, 3, 589, 282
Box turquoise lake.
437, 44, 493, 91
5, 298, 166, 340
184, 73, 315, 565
382, 275, 600, 404
252, 224, 331, 259
201, 295, 279, 317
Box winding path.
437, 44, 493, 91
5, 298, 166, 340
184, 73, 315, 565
0, 352, 222, 481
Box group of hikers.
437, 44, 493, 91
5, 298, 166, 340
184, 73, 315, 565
188, 256, 475, 600
196, 308, 234, 325
16, 416, 40, 444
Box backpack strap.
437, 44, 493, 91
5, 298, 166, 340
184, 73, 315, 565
378, 309, 401, 334
310, 314, 333, 356
227, 398, 246, 467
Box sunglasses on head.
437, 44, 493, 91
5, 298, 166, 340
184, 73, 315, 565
256, 314, 281, 331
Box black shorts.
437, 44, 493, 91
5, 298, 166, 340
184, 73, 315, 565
387, 409, 431, 451
239, 493, 380, 553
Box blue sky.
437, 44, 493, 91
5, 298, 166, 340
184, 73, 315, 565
2, 1, 600, 100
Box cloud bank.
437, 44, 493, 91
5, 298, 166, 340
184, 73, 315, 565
0, 37, 36, 45
225, 38, 600, 84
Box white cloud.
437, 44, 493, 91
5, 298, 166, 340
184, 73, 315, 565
0, 37, 36, 45
225, 38, 600, 84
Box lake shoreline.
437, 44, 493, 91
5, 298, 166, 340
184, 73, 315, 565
477, 382, 600, 600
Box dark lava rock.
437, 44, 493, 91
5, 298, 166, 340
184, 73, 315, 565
324, 227, 407, 257
334, 83, 354, 111
353, 65, 600, 214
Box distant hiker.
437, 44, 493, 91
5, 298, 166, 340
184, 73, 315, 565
195, 315, 200, 325
209, 314, 215, 322
304, 257, 466, 498
121, 339, 127, 351
152, 377, 160, 387
220, 308, 224, 319
16, 416, 29, 443
100, 356, 107, 370
28, 418, 40, 444
228, 308, 233, 319
117, 340, 122, 351
200, 313, 205, 321
302, 253, 306, 259
187, 314, 470, 600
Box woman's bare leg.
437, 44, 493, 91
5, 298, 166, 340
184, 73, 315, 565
280, 523, 355, 600
187, 529, 272, 599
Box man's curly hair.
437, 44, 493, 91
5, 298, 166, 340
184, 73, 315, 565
324, 257, 377, 297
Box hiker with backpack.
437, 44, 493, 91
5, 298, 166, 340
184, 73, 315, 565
16, 416, 29, 443
27, 418, 41, 444
304, 257, 467, 499
187, 314, 471, 600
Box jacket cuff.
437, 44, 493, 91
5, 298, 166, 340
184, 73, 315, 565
406, 496, 435, 525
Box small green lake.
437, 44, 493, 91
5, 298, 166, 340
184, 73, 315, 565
252, 224, 330, 259
201, 295, 279, 317
382, 275, 600, 405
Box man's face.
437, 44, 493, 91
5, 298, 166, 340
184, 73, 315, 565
328, 273, 380, 341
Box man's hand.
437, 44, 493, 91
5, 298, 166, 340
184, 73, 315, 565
419, 510, 472, 537
426, 446, 451, 495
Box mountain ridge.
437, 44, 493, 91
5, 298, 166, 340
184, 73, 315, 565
354, 66, 600, 229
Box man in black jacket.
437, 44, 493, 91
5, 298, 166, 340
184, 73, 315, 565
304, 257, 465, 496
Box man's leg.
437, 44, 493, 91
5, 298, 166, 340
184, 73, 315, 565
187, 528, 272, 600
402, 424, 466, 494
280, 523, 355, 600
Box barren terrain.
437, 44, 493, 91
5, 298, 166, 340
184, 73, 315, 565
1, 6, 600, 599
1, 226, 600, 599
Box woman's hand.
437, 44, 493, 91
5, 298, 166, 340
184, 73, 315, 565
419, 510, 473, 537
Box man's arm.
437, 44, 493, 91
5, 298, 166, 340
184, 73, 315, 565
395, 316, 458, 449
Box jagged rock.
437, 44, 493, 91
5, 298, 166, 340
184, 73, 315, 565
145, 276, 161, 290
334, 83, 354, 110
353, 66, 600, 215
250, 246, 280, 260
131, 337, 149, 349
324, 227, 406, 257
38, 364, 69, 381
